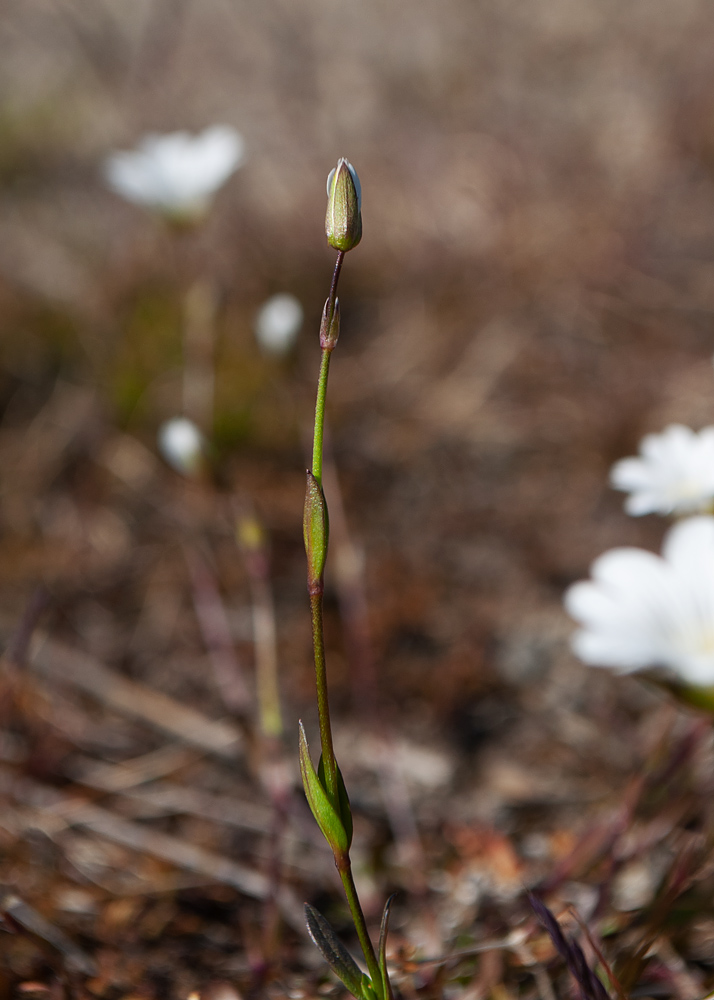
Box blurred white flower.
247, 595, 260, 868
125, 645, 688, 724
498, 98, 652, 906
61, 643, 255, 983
157, 417, 206, 477
611, 424, 714, 517
565, 516, 714, 685
253, 293, 303, 355
104, 126, 245, 219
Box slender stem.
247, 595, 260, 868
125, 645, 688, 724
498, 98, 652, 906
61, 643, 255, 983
309, 248, 345, 791
329, 251, 345, 312
308, 247, 384, 997
339, 861, 383, 992
311, 250, 344, 485
311, 349, 331, 487
310, 591, 338, 798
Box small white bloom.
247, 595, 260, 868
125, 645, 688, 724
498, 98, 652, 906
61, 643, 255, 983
104, 126, 245, 219
253, 293, 303, 355
157, 417, 206, 477
611, 424, 714, 517
565, 516, 714, 685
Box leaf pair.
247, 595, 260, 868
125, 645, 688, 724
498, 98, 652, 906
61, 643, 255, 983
298, 722, 352, 856
305, 895, 395, 1000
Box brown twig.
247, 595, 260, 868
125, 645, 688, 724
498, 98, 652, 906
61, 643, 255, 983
28, 634, 243, 758
185, 545, 252, 716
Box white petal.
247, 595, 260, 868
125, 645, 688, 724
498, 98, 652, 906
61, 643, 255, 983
623, 492, 662, 516
254, 294, 303, 355
611, 425, 714, 519
571, 630, 657, 671
564, 580, 618, 626
662, 515, 714, 567
158, 417, 205, 476
590, 547, 667, 594
105, 126, 245, 213
674, 651, 714, 686
104, 153, 160, 206
610, 457, 655, 492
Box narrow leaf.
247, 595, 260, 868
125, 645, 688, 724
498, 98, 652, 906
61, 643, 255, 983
304, 903, 365, 999
378, 894, 396, 1000
361, 974, 379, 1000
299, 722, 349, 855
529, 893, 610, 1000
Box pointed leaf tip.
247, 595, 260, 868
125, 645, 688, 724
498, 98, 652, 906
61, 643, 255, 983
378, 893, 397, 1000
304, 903, 366, 998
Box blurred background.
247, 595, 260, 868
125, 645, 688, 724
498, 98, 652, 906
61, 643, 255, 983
3, 0, 714, 994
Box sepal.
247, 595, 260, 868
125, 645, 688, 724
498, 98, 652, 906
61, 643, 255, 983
320, 296, 341, 351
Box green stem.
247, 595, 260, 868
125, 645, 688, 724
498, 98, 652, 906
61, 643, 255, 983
310, 591, 337, 799
308, 247, 383, 997
338, 861, 383, 995
311, 250, 344, 486
311, 348, 331, 487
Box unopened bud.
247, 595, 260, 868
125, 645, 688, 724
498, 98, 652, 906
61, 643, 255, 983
319, 297, 340, 351
325, 159, 362, 252
303, 471, 329, 592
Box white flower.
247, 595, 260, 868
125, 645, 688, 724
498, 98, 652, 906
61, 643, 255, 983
611, 424, 714, 517
157, 417, 206, 477
253, 293, 303, 355
565, 516, 714, 685
104, 126, 245, 219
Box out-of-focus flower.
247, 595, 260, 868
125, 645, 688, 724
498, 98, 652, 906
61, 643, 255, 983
157, 417, 206, 477
104, 126, 245, 220
253, 293, 303, 355
611, 424, 714, 517
565, 516, 714, 685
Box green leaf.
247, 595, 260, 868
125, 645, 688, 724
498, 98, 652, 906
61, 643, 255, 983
318, 754, 353, 849
361, 975, 379, 1000
304, 903, 366, 999
298, 722, 349, 855
378, 894, 396, 1000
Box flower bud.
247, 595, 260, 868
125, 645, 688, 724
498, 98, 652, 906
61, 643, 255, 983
325, 159, 362, 252
319, 297, 340, 352
304, 471, 329, 593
